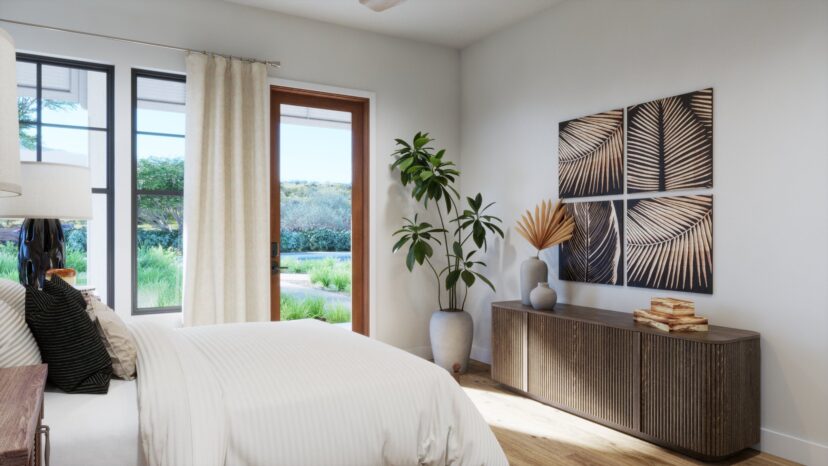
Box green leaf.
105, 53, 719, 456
452, 241, 463, 258
405, 246, 416, 271
474, 272, 496, 292
473, 223, 486, 248
392, 235, 410, 252
414, 136, 431, 149
461, 270, 475, 287
446, 270, 461, 290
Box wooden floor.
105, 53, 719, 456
457, 362, 798, 466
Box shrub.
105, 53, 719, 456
136, 246, 182, 308
280, 229, 350, 253
63, 226, 87, 253
65, 248, 87, 273
324, 303, 351, 324
331, 269, 350, 292
0, 242, 18, 281
279, 230, 309, 253
310, 266, 334, 289
280, 181, 351, 232
279, 294, 351, 324
138, 230, 181, 250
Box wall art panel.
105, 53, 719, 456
626, 195, 713, 294
627, 88, 713, 193
558, 109, 624, 198
559, 200, 624, 285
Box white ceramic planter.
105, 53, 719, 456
429, 310, 473, 374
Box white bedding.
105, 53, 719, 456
44, 379, 143, 466
131, 319, 507, 466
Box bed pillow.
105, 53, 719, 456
45, 273, 88, 313
89, 298, 137, 380
0, 279, 41, 368
25, 278, 112, 393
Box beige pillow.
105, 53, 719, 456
90, 299, 137, 380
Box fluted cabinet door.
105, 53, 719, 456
527, 313, 639, 430
640, 335, 761, 459
491, 306, 526, 390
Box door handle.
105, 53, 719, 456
271, 241, 288, 274
271, 260, 289, 274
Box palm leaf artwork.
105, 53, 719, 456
627, 88, 713, 193
626, 195, 713, 294
558, 109, 624, 198
559, 200, 623, 285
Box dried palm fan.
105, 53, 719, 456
515, 199, 575, 255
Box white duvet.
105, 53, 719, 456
131, 319, 507, 466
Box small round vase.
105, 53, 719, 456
530, 282, 557, 310
520, 256, 548, 306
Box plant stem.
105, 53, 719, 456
425, 257, 443, 310
435, 200, 454, 309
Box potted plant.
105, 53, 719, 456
390, 133, 503, 374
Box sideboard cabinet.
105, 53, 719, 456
491, 301, 760, 461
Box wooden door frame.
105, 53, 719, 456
270, 86, 370, 335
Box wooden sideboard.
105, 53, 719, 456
491, 301, 760, 461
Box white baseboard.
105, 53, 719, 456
759, 428, 828, 465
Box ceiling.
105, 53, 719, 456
224, 0, 564, 48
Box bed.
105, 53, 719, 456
44, 379, 143, 465
45, 319, 507, 466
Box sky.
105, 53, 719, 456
280, 122, 351, 184
23, 109, 351, 183
22, 107, 353, 186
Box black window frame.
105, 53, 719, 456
131, 68, 186, 315
15, 53, 115, 308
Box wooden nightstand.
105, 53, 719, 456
0, 364, 48, 466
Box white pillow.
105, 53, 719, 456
0, 279, 42, 367
90, 298, 137, 380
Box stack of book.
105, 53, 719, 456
633, 298, 709, 332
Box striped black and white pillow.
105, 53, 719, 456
0, 279, 42, 368
25, 276, 112, 394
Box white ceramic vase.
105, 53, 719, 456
520, 256, 548, 305
530, 282, 558, 310
429, 310, 473, 374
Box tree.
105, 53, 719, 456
18, 97, 78, 150
137, 157, 184, 233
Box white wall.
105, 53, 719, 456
0, 0, 461, 352
460, 0, 828, 463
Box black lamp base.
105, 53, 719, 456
18, 218, 65, 287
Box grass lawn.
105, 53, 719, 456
280, 294, 350, 323
281, 257, 351, 292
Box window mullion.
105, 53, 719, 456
35, 62, 42, 162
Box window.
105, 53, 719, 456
1, 54, 114, 305
132, 70, 185, 314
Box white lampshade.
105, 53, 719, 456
0, 162, 92, 219
0, 27, 22, 197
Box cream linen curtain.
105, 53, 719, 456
183, 54, 269, 326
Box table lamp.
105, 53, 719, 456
0, 162, 92, 286
0, 27, 22, 197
